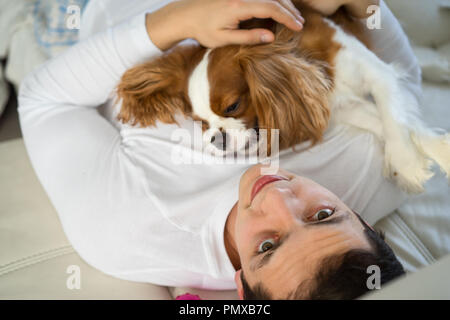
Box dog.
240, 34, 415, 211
116, 2, 450, 193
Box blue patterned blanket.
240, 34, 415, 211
31, 0, 89, 56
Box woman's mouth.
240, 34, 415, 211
250, 175, 288, 202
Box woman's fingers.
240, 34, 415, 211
217, 0, 304, 46
241, 0, 303, 31
166, 0, 306, 49
222, 28, 275, 45
278, 0, 304, 24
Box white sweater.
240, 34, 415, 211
18, 0, 421, 290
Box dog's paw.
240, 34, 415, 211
412, 132, 450, 179
383, 138, 434, 194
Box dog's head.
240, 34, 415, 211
117, 21, 331, 154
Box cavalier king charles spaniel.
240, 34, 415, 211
116, 2, 450, 194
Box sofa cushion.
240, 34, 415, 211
0, 251, 173, 300
384, 0, 450, 84
361, 254, 450, 299
384, 0, 450, 48
0, 139, 172, 299
1, 0, 449, 299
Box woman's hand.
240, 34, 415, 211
302, 0, 380, 18
345, 0, 380, 18
146, 0, 305, 51
300, 0, 347, 16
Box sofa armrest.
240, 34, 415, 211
361, 254, 450, 299
0, 138, 172, 299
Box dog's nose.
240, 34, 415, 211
210, 131, 228, 151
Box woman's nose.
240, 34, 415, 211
257, 185, 303, 224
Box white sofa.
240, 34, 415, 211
0, 0, 449, 299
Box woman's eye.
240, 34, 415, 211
258, 239, 276, 253
313, 208, 336, 221
224, 100, 240, 115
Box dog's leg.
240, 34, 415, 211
412, 131, 450, 180
328, 20, 443, 193
394, 78, 450, 180
331, 97, 384, 140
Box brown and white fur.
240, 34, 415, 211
117, 3, 450, 194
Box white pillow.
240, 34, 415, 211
384, 0, 450, 47
413, 46, 450, 83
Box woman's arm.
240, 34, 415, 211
345, 0, 379, 18
18, 0, 304, 217
303, 0, 420, 90
18, 13, 162, 208
146, 0, 304, 50
305, 0, 421, 95
18, 0, 306, 276
361, 0, 422, 92
301, 0, 379, 18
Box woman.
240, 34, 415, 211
19, 0, 419, 299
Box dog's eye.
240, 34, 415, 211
224, 100, 241, 115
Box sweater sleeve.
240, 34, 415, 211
361, 0, 422, 99
18, 13, 162, 207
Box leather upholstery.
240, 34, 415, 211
1, 0, 449, 300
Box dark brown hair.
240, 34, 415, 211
241, 214, 405, 300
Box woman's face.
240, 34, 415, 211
233, 164, 372, 299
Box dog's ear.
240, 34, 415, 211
117, 45, 203, 127
238, 41, 331, 150
239, 18, 276, 34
